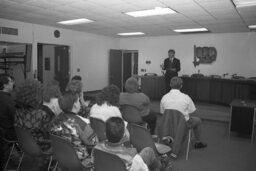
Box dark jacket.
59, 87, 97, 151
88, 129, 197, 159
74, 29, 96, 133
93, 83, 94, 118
0, 91, 16, 139
163, 57, 180, 79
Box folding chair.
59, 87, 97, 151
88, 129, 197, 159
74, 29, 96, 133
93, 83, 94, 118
156, 109, 192, 160
128, 123, 171, 156
0, 127, 22, 171
120, 105, 148, 128
93, 148, 127, 171
14, 126, 53, 171
50, 133, 93, 171
89, 117, 107, 142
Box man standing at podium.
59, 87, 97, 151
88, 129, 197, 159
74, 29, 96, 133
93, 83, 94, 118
161, 49, 180, 92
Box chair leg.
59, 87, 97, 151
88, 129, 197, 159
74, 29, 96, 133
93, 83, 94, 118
16, 152, 24, 171
52, 161, 58, 171
3, 143, 15, 171
47, 156, 53, 171
186, 130, 191, 160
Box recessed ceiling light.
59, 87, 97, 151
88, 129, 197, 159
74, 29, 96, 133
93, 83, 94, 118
233, 0, 256, 7
173, 28, 208, 33
58, 18, 94, 25
125, 7, 176, 17
248, 25, 256, 29
117, 32, 145, 36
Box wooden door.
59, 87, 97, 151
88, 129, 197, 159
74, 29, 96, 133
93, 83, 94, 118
55, 46, 69, 92
123, 51, 132, 90
37, 43, 43, 82
109, 49, 122, 91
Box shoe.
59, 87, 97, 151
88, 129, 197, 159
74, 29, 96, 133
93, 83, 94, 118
162, 136, 173, 146
169, 152, 177, 160
194, 142, 207, 149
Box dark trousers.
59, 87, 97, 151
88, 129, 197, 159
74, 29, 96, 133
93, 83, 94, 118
142, 111, 160, 134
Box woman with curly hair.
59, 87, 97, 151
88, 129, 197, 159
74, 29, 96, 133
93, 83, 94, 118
14, 79, 62, 153
90, 85, 129, 143
90, 84, 121, 122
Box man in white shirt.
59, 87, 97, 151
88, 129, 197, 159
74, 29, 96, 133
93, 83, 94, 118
160, 76, 207, 158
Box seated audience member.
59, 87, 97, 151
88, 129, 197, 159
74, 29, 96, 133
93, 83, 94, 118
0, 74, 16, 169
95, 117, 161, 171
90, 84, 122, 121
14, 80, 62, 153
120, 77, 159, 134
50, 92, 96, 168
160, 76, 207, 159
0, 74, 16, 140
68, 75, 90, 109
90, 85, 129, 142
66, 76, 91, 117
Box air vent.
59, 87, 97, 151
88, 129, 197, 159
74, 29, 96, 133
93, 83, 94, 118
0, 26, 18, 35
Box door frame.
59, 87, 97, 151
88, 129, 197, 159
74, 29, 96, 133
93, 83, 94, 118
37, 43, 70, 86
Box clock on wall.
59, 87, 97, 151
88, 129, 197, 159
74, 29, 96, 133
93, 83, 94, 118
54, 30, 60, 38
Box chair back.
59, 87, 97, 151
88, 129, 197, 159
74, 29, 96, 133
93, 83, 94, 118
90, 117, 107, 141
93, 148, 127, 171
156, 109, 188, 155
50, 134, 85, 170
14, 126, 43, 156
128, 123, 158, 153
121, 105, 144, 124
156, 109, 186, 139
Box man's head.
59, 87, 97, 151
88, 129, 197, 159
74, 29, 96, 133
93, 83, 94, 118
71, 75, 82, 81
170, 76, 183, 90
125, 77, 138, 93
106, 117, 125, 143
168, 49, 175, 59
0, 74, 14, 92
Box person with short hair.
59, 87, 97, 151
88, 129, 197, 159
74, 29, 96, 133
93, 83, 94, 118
71, 75, 82, 81
66, 75, 90, 116
95, 117, 161, 171
0, 74, 16, 170
50, 92, 96, 168
0, 74, 16, 140
160, 76, 207, 159
161, 49, 181, 92
120, 77, 159, 134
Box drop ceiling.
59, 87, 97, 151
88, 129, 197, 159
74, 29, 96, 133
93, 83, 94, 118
0, 0, 256, 37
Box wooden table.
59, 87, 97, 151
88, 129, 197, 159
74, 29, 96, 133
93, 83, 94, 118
229, 99, 256, 143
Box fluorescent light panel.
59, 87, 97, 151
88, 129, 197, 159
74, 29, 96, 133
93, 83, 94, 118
233, 0, 256, 7
126, 7, 176, 17
58, 18, 93, 25
249, 25, 256, 29
173, 28, 208, 33
117, 32, 145, 36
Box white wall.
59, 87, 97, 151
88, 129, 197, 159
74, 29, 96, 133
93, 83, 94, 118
120, 32, 256, 78
0, 18, 120, 91
2, 17, 256, 92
